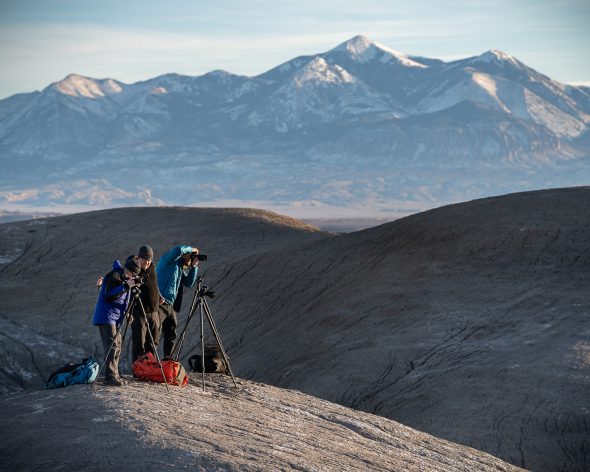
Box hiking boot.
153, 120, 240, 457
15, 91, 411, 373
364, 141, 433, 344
104, 377, 124, 387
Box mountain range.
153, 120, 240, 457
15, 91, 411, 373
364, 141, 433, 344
1, 35, 589, 217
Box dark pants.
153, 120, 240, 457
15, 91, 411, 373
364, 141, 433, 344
98, 324, 122, 380
158, 302, 177, 359
131, 310, 161, 362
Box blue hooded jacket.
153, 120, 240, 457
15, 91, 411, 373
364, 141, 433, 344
156, 245, 198, 305
92, 260, 131, 326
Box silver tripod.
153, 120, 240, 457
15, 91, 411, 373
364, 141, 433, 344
171, 276, 238, 391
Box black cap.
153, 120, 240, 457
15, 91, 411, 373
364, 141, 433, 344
138, 245, 154, 259
124, 257, 141, 276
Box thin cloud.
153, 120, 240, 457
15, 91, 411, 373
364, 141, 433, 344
0, 7, 587, 99
0, 24, 351, 80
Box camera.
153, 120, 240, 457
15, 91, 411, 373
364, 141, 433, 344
190, 253, 208, 262
198, 285, 216, 299
127, 274, 145, 287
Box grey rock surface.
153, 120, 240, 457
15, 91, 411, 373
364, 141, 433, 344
0, 375, 525, 472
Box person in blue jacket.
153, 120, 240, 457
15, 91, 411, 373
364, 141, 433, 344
92, 257, 142, 386
156, 245, 200, 358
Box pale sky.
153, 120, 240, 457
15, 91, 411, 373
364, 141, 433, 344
0, 0, 589, 99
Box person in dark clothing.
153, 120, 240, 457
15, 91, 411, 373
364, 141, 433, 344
130, 245, 162, 363
156, 245, 200, 359
92, 257, 141, 387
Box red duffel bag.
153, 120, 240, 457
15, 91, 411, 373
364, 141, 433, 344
132, 352, 188, 386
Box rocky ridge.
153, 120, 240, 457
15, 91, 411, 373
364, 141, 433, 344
0, 375, 525, 471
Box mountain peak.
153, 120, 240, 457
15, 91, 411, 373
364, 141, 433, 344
474, 49, 520, 68
53, 74, 123, 98
332, 35, 382, 61
331, 35, 428, 68
204, 69, 238, 84
337, 35, 374, 53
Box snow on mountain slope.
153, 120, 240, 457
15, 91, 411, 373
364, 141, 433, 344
410, 50, 588, 137
458, 50, 589, 122
53, 74, 124, 98
522, 88, 586, 137
247, 56, 395, 130
321, 36, 434, 104
415, 71, 510, 114
330, 35, 429, 68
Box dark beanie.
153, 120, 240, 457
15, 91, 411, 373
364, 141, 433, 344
138, 245, 154, 259
124, 256, 141, 275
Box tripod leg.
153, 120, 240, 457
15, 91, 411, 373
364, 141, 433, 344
170, 295, 201, 361
200, 304, 205, 391
203, 300, 238, 389
170, 278, 203, 361
137, 298, 170, 393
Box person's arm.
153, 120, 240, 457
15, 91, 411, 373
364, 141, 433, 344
104, 272, 128, 302
159, 245, 193, 266
182, 266, 199, 288
181, 246, 200, 288
149, 264, 161, 297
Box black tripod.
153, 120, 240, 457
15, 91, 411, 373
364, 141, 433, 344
171, 276, 238, 391
92, 283, 170, 393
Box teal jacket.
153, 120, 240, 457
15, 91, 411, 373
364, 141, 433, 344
156, 245, 199, 305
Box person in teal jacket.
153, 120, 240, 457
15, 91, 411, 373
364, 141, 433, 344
156, 245, 200, 358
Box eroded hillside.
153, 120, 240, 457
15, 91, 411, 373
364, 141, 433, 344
0, 189, 589, 471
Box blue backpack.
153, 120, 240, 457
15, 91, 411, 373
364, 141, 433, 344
44, 356, 99, 389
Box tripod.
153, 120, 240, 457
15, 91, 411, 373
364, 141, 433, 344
92, 283, 170, 393
171, 276, 238, 391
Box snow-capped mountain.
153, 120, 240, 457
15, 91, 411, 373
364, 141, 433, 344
0, 35, 589, 217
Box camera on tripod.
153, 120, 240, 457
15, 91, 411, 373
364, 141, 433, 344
170, 274, 237, 391
198, 285, 215, 299
126, 274, 145, 288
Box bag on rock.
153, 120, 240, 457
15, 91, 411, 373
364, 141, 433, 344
188, 345, 228, 373
45, 356, 99, 389
132, 352, 188, 386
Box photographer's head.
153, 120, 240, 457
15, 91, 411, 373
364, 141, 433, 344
181, 247, 201, 268
181, 253, 194, 268
124, 256, 141, 278
137, 245, 154, 270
